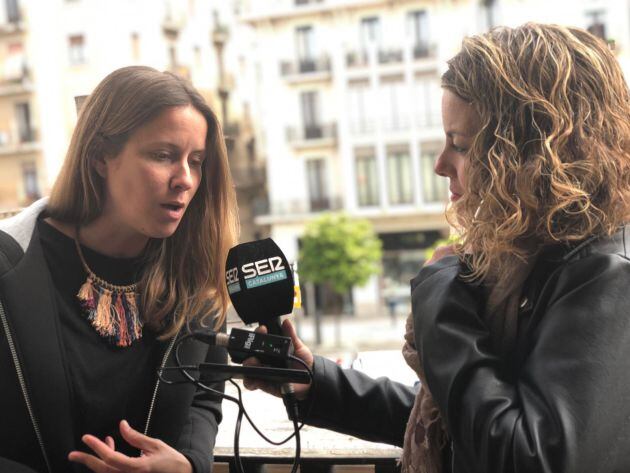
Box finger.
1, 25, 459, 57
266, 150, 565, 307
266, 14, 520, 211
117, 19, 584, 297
68, 450, 116, 473
119, 419, 161, 452
281, 319, 301, 346
255, 324, 268, 334
242, 356, 262, 368
81, 434, 140, 471
105, 436, 115, 450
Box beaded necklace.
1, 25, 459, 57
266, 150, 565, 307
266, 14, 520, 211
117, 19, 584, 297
74, 227, 143, 347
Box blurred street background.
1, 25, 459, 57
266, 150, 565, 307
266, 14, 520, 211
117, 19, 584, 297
0, 0, 629, 469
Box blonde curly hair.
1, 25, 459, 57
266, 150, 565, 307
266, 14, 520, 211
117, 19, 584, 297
442, 23, 630, 283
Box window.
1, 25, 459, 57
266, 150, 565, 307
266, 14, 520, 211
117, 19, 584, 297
15, 102, 33, 142
407, 10, 429, 58
355, 147, 379, 207
5, 42, 25, 81
131, 32, 140, 61
306, 158, 329, 211
387, 146, 413, 205
419, 144, 448, 203
22, 162, 39, 200
296, 25, 315, 70
414, 75, 441, 128
360, 17, 380, 50
300, 91, 321, 138
381, 76, 409, 131
5, 0, 20, 23
68, 34, 86, 65
348, 80, 374, 135
168, 45, 177, 70
586, 11, 606, 41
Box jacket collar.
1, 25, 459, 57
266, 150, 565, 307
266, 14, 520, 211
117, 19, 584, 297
0, 197, 48, 253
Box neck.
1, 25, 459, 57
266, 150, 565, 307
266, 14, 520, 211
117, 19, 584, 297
45, 217, 148, 258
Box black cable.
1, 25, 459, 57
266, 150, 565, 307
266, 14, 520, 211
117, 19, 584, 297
169, 332, 314, 473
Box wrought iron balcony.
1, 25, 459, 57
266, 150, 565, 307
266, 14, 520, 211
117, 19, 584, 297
286, 123, 337, 147
280, 55, 331, 77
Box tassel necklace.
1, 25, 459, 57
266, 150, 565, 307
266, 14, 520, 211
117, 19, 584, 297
74, 227, 143, 347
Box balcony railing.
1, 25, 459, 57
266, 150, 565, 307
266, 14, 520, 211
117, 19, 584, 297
231, 164, 266, 189
412, 42, 437, 60
269, 196, 343, 216
294, 0, 324, 5
286, 123, 337, 144
280, 55, 331, 77
378, 48, 404, 65
346, 50, 368, 68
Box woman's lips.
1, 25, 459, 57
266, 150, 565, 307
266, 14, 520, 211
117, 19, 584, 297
160, 204, 185, 220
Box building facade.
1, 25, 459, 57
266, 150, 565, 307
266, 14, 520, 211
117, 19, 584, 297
0, 0, 268, 241
240, 0, 630, 317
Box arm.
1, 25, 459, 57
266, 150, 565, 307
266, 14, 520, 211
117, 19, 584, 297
412, 254, 630, 473
298, 355, 417, 447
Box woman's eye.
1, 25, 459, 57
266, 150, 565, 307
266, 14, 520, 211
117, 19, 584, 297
452, 145, 468, 154
152, 152, 172, 161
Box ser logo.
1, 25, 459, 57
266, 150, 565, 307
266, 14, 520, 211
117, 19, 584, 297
242, 256, 285, 279
226, 257, 288, 293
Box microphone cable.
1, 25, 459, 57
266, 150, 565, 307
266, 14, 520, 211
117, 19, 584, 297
157, 332, 314, 473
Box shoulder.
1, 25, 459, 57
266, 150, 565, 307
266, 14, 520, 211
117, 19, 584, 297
0, 198, 48, 254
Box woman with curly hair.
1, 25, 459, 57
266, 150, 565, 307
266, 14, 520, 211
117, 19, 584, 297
245, 23, 630, 472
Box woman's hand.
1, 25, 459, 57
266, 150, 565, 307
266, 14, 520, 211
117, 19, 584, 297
243, 319, 314, 401
68, 420, 192, 473
425, 244, 457, 266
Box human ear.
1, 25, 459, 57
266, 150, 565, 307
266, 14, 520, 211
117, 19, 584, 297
92, 154, 109, 179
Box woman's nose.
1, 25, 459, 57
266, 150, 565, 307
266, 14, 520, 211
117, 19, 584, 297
434, 149, 452, 178
171, 162, 194, 190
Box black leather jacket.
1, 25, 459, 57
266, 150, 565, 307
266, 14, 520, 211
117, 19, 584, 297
300, 226, 630, 472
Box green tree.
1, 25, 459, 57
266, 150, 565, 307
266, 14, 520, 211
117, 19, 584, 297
299, 213, 382, 298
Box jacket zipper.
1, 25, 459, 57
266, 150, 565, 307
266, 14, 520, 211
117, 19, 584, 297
0, 298, 53, 473
143, 330, 180, 436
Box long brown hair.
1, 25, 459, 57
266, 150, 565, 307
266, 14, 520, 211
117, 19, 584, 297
442, 23, 630, 283
48, 65, 239, 337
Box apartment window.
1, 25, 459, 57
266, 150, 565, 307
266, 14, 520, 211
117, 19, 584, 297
387, 146, 413, 205
408, 10, 429, 58
22, 162, 39, 200
131, 32, 140, 61
420, 144, 448, 203
68, 34, 86, 65
355, 147, 379, 207
300, 91, 321, 139
360, 16, 380, 50
15, 102, 33, 142
296, 25, 315, 70
168, 45, 177, 70
5, 42, 25, 81
414, 75, 441, 128
306, 158, 329, 211
381, 76, 409, 131
5, 0, 20, 23
586, 11, 606, 41
348, 80, 374, 135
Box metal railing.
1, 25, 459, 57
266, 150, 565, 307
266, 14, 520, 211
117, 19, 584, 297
280, 55, 331, 76
286, 123, 337, 143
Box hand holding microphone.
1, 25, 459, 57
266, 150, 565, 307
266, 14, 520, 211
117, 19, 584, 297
243, 319, 314, 400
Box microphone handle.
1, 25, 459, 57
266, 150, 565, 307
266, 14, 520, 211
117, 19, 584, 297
262, 317, 284, 337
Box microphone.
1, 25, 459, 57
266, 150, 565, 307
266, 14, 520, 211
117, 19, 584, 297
225, 238, 295, 337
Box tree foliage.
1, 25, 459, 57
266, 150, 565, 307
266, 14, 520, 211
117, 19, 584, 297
299, 213, 382, 295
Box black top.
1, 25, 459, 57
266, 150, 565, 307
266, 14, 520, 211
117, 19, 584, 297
38, 218, 161, 457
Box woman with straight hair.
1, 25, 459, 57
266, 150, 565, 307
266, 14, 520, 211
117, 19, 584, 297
245, 23, 630, 472
0, 65, 238, 473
